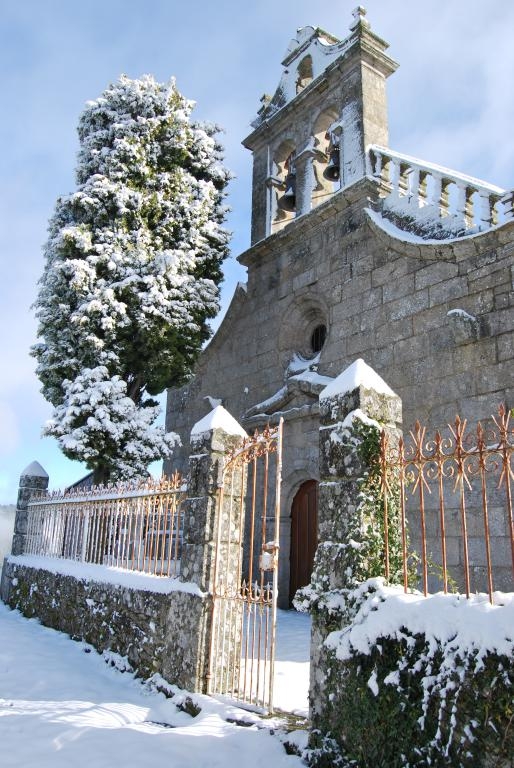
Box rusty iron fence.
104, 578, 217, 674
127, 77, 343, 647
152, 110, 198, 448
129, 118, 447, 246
379, 405, 514, 604
25, 474, 186, 577
208, 419, 283, 713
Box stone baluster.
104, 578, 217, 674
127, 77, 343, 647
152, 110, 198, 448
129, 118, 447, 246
501, 191, 514, 222
477, 191, 493, 229
398, 162, 409, 198
390, 157, 401, 198
456, 183, 475, 229
408, 166, 420, 206
418, 170, 429, 206
372, 148, 382, 178
440, 178, 452, 217
431, 174, 451, 219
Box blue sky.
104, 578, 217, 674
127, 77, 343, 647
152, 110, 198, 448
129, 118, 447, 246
1, 0, 514, 502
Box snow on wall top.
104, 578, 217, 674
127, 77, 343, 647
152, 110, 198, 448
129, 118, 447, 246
9, 554, 204, 596
319, 358, 396, 401
21, 461, 49, 478
191, 405, 247, 438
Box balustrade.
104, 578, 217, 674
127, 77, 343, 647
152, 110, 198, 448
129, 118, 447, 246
369, 145, 511, 235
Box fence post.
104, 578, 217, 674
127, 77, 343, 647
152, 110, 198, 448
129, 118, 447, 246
307, 359, 402, 730
10, 461, 49, 556
174, 405, 247, 692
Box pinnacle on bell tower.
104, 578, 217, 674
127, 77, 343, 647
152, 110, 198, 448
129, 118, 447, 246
243, 7, 398, 244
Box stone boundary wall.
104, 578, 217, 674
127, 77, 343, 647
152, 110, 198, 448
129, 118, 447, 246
1, 409, 247, 694
1, 557, 210, 690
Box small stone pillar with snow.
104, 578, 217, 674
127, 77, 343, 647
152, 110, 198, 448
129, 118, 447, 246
10, 461, 49, 556
180, 405, 248, 594
307, 359, 402, 727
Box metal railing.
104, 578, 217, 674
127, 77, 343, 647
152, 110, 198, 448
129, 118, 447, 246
379, 405, 514, 604
25, 474, 186, 578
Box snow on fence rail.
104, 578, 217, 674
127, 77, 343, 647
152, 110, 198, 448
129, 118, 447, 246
379, 404, 514, 604
25, 474, 186, 577
368, 144, 514, 236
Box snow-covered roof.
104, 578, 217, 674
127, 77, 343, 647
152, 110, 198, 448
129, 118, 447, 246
319, 358, 396, 401
191, 405, 247, 438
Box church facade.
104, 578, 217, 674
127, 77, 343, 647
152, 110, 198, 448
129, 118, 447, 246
166, 9, 514, 606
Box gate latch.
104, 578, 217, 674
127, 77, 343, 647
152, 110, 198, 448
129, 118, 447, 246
259, 541, 279, 571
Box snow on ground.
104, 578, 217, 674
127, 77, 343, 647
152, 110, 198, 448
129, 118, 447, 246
273, 609, 311, 716
0, 603, 310, 768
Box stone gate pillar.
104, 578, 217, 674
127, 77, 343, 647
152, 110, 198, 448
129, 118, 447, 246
173, 405, 247, 693
307, 359, 402, 728
11, 461, 49, 556
180, 405, 248, 593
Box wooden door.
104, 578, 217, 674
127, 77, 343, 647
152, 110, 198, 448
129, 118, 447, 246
289, 479, 318, 606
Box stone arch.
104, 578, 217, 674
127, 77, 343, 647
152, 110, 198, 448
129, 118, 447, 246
278, 469, 319, 609
311, 105, 341, 208
270, 138, 296, 233
296, 55, 313, 93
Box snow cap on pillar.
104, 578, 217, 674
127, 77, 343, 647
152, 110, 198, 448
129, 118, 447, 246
21, 461, 49, 478
191, 405, 247, 439
319, 358, 401, 427
319, 358, 396, 402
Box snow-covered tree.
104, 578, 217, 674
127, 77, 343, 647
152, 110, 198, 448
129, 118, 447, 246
32, 75, 231, 483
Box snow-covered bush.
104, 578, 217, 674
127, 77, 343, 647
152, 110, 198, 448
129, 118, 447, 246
311, 580, 514, 768
33, 75, 231, 482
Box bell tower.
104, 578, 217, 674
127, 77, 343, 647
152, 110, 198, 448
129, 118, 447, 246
243, 7, 398, 245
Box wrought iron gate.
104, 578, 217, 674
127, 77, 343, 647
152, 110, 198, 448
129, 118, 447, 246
207, 419, 283, 713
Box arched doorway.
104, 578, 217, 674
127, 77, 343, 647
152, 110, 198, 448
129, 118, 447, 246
289, 479, 318, 606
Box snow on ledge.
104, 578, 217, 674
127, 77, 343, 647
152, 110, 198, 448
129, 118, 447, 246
191, 405, 247, 438
8, 554, 205, 596
319, 358, 396, 401
447, 308, 476, 322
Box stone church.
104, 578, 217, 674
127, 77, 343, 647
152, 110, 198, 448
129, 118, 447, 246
166, 8, 514, 606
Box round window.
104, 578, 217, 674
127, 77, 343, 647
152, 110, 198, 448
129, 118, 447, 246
310, 324, 327, 354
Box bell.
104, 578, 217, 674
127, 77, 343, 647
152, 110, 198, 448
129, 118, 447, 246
324, 148, 340, 181
279, 173, 296, 211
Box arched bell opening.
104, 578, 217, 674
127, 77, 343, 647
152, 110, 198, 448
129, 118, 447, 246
296, 55, 313, 93
311, 107, 341, 209
271, 139, 297, 234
